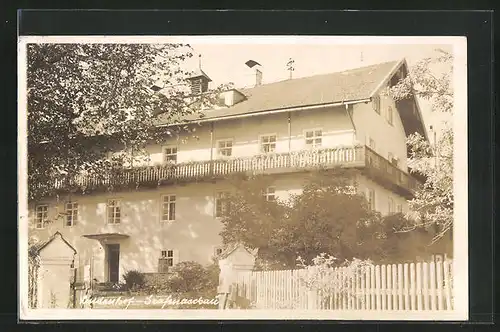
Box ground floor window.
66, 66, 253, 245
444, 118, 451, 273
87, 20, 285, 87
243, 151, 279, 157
161, 249, 175, 267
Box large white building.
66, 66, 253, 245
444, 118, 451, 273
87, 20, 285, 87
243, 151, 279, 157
28, 59, 427, 284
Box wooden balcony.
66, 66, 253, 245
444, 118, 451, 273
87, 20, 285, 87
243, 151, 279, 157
52, 145, 420, 199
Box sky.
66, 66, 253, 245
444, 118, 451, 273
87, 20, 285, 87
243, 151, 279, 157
178, 39, 457, 139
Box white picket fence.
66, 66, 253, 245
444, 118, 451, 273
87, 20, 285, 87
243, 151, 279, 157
235, 260, 453, 310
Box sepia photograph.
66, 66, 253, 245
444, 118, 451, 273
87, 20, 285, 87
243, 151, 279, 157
18, 35, 468, 320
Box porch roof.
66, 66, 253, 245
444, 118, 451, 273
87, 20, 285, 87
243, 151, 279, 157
82, 233, 130, 241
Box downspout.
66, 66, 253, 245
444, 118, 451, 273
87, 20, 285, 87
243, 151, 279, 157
287, 112, 291, 152
287, 112, 292, 167
343, 102, 361, 166
210, 122, 214, 176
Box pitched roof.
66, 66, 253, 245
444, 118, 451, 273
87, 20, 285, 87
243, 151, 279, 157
29, 231, 77, 257
155, 59, 428, 140
156, 60, 400, 124
188, 68, 212, 82
217, 242, 258, 260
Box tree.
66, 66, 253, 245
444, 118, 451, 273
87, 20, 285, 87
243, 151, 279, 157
26, 43, 226, 201
219, 169, 383, 269
388, 49, 454, 243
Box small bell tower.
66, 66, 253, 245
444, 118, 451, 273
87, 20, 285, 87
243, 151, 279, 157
187, 54, 212, 95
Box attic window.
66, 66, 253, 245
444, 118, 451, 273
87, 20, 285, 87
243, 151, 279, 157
373, 96, 381, 114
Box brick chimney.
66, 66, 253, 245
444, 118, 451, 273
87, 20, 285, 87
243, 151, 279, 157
245, 60, 263, 87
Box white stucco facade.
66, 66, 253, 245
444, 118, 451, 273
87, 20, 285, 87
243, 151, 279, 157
28, 93, 414, 283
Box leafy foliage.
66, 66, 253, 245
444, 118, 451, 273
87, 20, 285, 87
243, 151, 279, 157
220, 169, 382, 268
26, 43, 227, 201
122, 269, 146, 291
220, 169, 452, 268
388, 49, 454, 241
166, 261, 219, 296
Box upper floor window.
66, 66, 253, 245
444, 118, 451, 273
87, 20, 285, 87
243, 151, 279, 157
305, 129, 322, 148
367, 189, 376, 211
217, 139, 233, 157
214, 246, 224, 257
161, 194, 176, 222
163, 146, 177, 164
387, 106, 394, 126
369, 138, 376, 151
215, 191, 230, 218
260, 134, 277, 153
35, 205, 48, 229
388, 152, 399, 167
263, 187, 276, 202
373, 95, 381, 114
107, 199, 121, 224
65, 202, 78, 226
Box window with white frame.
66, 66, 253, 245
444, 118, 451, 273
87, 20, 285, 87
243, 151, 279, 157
373, 95, 381, 114
388, 197, 394, 215
214, 246, 224, 257
107, 199, 121, 224
65, 202, 78, 226
35, 205, 48, 229
215, 192, 230, 218
161, 195, 176, 222
260, 134, 277, 153
163, 146, 177, 164
263, 187, 276, 202
369, 138, 376, 151
387, 106, 394, 125
161, 250, 175, 267
305, 129, 322, 148
217, 139, 233, 157
367, 189, 376, 211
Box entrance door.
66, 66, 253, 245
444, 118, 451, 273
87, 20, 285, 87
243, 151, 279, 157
106, 244, 120, 283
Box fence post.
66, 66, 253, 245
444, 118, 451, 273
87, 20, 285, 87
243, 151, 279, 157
216, 259, 235, 309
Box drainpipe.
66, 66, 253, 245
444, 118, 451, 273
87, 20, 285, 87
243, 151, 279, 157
287, 112, 292, 167
342, 102, 358, 160
287, 112, 292, 152
210, 122, 214, 176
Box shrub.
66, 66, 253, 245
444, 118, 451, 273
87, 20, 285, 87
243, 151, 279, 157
167, 261, 219, 295
122, 270, 146, 291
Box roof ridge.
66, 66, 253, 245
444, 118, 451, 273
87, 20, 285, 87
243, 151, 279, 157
239, 59, 403, 92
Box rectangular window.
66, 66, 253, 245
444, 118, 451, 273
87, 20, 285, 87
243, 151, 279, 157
263, 187, 276, 202
397, 204, 403, 214
388, 197, 394, 215
305, 129, 322, 148
387, 106, 394, 125
260, 134, 277, 153
367, 189, 376, 211
107, 199, 121, 224
215, 192, 230, 218
161, 195, 176, 222
163, 146, 177, 164
35, 205, 48, 229
214, 246, 224, 257
65, 202, 78, 226
217, 139, 233, 157
161, 250, 175, 267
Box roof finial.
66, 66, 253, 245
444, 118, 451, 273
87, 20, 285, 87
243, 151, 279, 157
286, 58, 295, 79
198, 54, 202, 69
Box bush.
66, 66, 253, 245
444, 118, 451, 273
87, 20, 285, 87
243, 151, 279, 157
122, 270, 146, 291
167, 261, 219, 295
